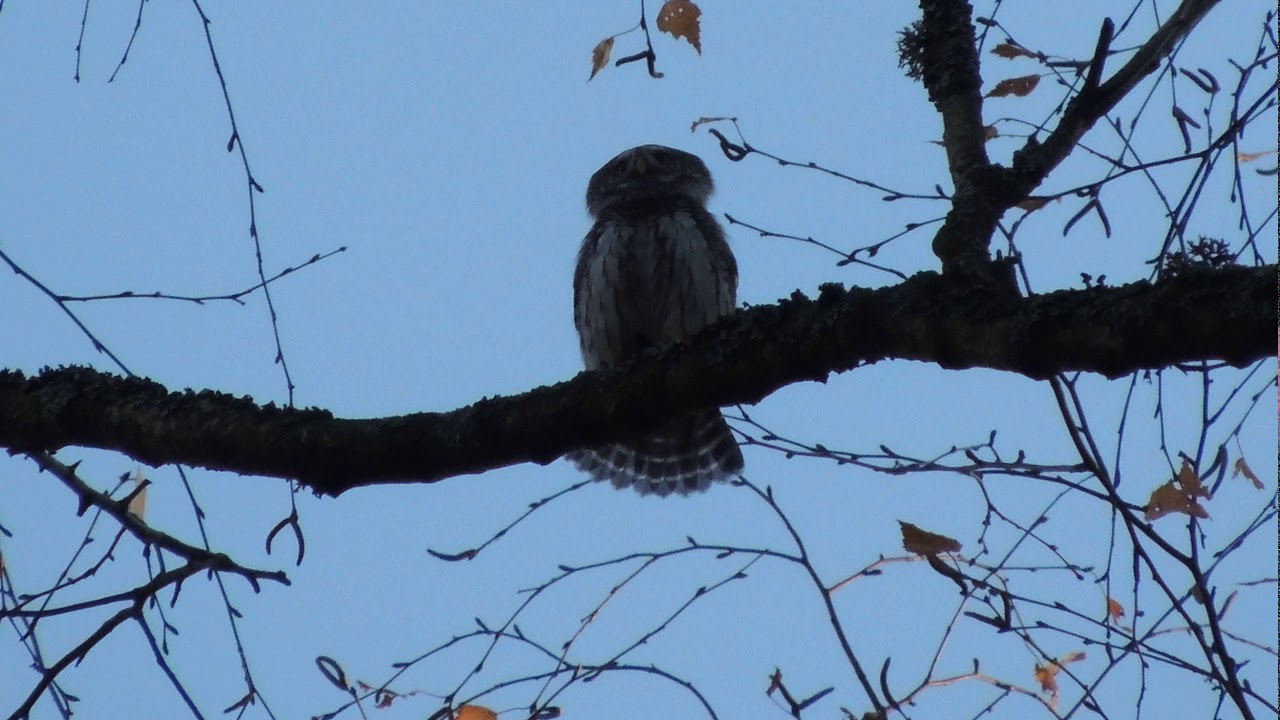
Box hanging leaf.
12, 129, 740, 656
690, 115, 732, 133
1144, 462, 1212, 522
656, 0, 703, 54
127, 469, 148, 520
899, 521, 961, 555
1233, 457, 1263, 489
991, 41, 1037, 59
588, 37, 614, 81
1175, 459, 1210, 499
1235, 149, 1274, 163
1033, 663, 1059, 698
986, 74, 1040, 98
1106, 596, 1125, 622
1034, 651, 1086, 701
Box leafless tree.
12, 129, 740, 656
0, 1, 1274, 719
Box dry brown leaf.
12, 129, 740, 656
1236, 149, 1275, 163
1144, 481, 1210, 521
1175, 459, 1210, 498
690, 116, 730, 133
986, 74, 1041, 98
1233, 457, 1263, 489
1035, 652, 1086, 698
899, 521, 961, 556
991, 41, 1037, 59
589, 37, 614, 81
127, 469, 147, 520
1106, 596, 1125, 622
455, 705, 498, 720
1060, 650, 1086, 665
1033, 663, 1059, 697
656, 0, 702, 54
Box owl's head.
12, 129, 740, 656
585, 144, 714, 216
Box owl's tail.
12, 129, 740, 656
567, 410, 744, 497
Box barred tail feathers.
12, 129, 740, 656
568, 410, 743, 497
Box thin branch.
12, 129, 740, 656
58, 247, 346, 306
1009, 0, 1225, 197
188, 0, 295, 404
7, 564, 201, 720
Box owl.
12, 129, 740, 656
566, 144, 744, 497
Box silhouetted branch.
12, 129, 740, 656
0, 262, 1270, 494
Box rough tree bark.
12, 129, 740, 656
0, 262, 1270, 495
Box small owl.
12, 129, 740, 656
566, 144, 744, 497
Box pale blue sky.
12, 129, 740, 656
1, 2, 1275, 719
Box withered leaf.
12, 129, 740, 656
986, 74, 1041, 98
690, 116, 731, 133
1033, 663, 1059, 698
1175, 459, 1210, 498
1144, 481, 1210, 522
1106, 596, 1125, 622
127, 469, 147, 520
589, 37, 614, 81
991, 41, 1037, 59
656, 0, 702, 54
1236, 149, 1274, 163
1233, 457, 1263, 489
1035, 652, 1085, 698
899, 521, 962, 556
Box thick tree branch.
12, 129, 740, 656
915, 0, 991, 190
0, 265, 1269, 495
907, 0, 1225, 275
908, 0, 1000, 273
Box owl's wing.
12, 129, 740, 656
574, 219, 648, 369
654, 207, 737, 342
